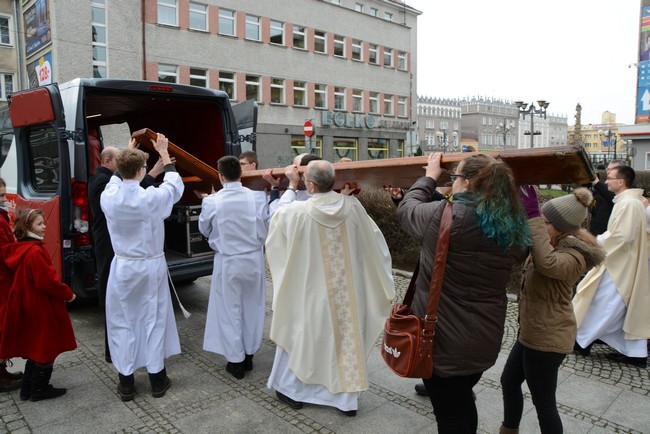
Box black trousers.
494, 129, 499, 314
423, 371, 482, 434
500, 341, 566, 433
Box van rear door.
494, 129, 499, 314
8, 84, 74, 284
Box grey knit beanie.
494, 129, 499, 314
541, 187, 593, 233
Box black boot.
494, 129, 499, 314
148, 368, 171, 398
0, 360, 23, 380
226, 361, 245, 379
243, 354, 254, 372
0, 360, 22, 392
30, 365, 66, 402
118, 373, 135, 402
19, 360, 34, 401
573, 341, 593, 356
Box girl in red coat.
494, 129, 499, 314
0, 209, 77, 401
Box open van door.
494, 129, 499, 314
232, 100, 258, 154
8, 84, 76, 287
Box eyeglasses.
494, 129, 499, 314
605, 177, 620, 181
142, 165, 147, 169
240, 161, 252, 166
448, 173, 468, 181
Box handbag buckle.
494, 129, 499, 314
423, 314, 438, 323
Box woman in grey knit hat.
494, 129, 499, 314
499, 186, 606, 434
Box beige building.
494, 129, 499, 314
569, 113, 631, 167
7, 0, 421, 167
0, 0, 18, 110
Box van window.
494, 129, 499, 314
0, 108, 12, 167
27, 125, 59, 192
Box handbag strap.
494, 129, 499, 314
402, 201, 453, 310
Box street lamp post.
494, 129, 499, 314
436, 129, 458, 153
515, 100, 550, 148
495, 117, 513, 149
598, 127, 617, 164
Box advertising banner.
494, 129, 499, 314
23, 0, 51, 58
26, 52, 53, 88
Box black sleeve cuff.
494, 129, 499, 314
269, 189, 280, 203
163, 163, 176, 173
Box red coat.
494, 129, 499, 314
0, 210, 14, 325
0, 239, 77, 363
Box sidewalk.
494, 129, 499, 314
0, 271, 648, 433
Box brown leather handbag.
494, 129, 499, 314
381, 201, 452, 378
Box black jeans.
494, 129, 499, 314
423, 372, 482, 434
500, 341, 566, 433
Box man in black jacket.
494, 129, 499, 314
589, 160, 626, 236
88, 142, 164, 363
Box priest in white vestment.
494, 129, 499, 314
573, 165, 650, 367
266, 160, 395, 416
101, 134, 184, 400
199, 156, 269, 379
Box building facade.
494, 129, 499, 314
416, 96, 461, 153
0, 0, 17, 110
8, 0, 421, 168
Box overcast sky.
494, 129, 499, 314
406, 0, 640, 126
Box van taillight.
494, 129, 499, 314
72, 181, 90, 246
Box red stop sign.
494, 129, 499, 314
304, 120, 315, 137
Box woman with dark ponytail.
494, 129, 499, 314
397, 153, 530, 434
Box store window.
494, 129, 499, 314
314, 30, 326, 54
245, 75, 260, 101
219, 71, 236, 100
333, 138, 358, 161
397, 139, 405, 158
189, 68, 207, 87
334, 35, 345, 57
189, 2, 208, 31
157, 0, 177, 26
293, 26, 306, 49
314, 84, 327, 109
293, 81, 306, 106
368, 138, 389, 159
291, 136, 322, 158
334, 87, 345, 110
369, 92, 379, 114
352, 89, 363, 112
352, 39, 363, 61
219, 9, 235, 36
271, 78, 285, 104
270, 20, 284, 45
158, 64, 178, 83
369, 44, 378, 64
245, 15, 260, 41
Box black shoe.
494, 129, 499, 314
243, 354, 253, 371
573, 341, 592, 356
105, 353, 112, 363
606, 353, 647, 368
226, 362, 245, 380
151, 376, 171, 398
117, 383, 135, 401
148, 368, 171, 398
414, 383, 428, 397
276, 390, 303, 409
338, 409, 357, 417
30, 365, 66, 402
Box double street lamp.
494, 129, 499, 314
436, 129, 458, 153
598, 128, 617, 164
495, 118, 513, 149
515, 100, 550, 148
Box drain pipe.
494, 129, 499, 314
141, 0, 147, 79
12, 0, 25, 89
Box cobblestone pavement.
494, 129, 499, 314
0, 271, 648, 433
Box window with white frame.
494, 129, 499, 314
0, 15, 13, 46
384, 94, 393, 116
398, 51, 407, 70
384, 47, 393, 67
245, 75, 260, 101
334, 35, 345, 57
158, 64, 178, 83
369, 44, 378, 64
157, 0, 177, 26
355, 3, 363, 12
370, 7, 378, 17
334, 87, 345, 110
425, 120, 434, 129
314, 30, 326, 54
314, 84, 327, 109
189, 2, 208, 31
245, 15, 260, 41
189, 68, 207, 87
219, 71, 235, 100
92, 1, 107, 78
331, 0, 341, 4
384, 12, 392, 21
293, 25, 306, 49
397, 96, 407, 117
271, 78, 285, 104
293, 81, 306, 106
270, 20, 284, 45
351, 39, 362, 61
219, 9, 235, 36
645, 152, 650, 170
352, 89, 363, 112
0, 73, 14, 101
369, 92, 379, 114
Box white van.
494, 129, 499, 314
0, 78, 256, 297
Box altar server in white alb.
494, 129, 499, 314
573, 165, 650, 368
266, 159, 395, 417
199, 156, 270, 380
101, 134, 184, 401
